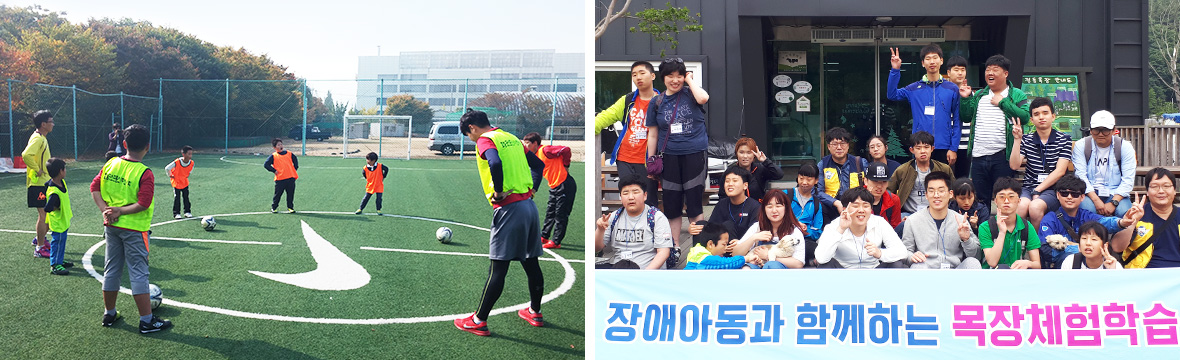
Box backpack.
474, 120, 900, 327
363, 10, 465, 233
1082, 136, 1124, 174
1121, 222, 1155, 268
987, 215, 1033, 266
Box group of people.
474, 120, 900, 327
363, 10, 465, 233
21, 108, 577, 337
595, 44, 1180, 271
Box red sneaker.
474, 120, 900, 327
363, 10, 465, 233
517, 307, 543, 327
542, 239, 560, 249
454, 314, 490, 336
35, 245, 50, 258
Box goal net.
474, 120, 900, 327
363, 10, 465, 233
341, 115, 414, 160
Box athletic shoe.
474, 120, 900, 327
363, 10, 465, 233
101, 311, 122, 327
35, 246, 50, 258
139, 315, 173, 334
271, 207, 278, 213
32, 237, 37, 245
50, 264, 69, 275
665, 247, 681, 269
174, 214, 183, 219
376, 211, 383, 215
184, 212, 193, 218
288, 208, 296, 214
517, 307, 544, 327
542, 239, 560, 249
62, 261, 74, 268
355, 209, 362, 215
454, 314, 490, 336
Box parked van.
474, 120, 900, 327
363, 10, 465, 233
427, 121, 477, 155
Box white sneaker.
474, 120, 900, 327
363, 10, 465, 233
174, 214, 183, 219
184, 212, 193, 218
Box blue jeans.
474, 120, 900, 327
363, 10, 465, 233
50, 231, 67, 266
748, 260, 790, 269
971, 152, 1014, 206
1080, 195, 1133, 217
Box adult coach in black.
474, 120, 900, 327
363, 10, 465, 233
454, 109, 547, 336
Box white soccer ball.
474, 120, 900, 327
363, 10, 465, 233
436, 227, 453, 244
200, 216, 216, 231
149, 284, 163, 309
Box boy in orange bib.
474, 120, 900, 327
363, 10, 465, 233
356, 152, 389, 215
165, 145, 195, 219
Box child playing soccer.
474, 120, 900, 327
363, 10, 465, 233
356, 152, 389, 215
520, 132, 575, 249
264, 138, 299, 213
165, 145, 195, 219
43, 158, 73, 275
91, 124, 172, 333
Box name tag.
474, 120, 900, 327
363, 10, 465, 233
1038, 174, 1048, 183
924, 106, 936, 116
1097, 187, 1110, 197
621, 251, 633, 260
670, 123, 684, 134
940, 263, 953, 270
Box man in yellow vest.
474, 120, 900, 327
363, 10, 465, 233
22, 110, 53, 258
521, 132, 576, 249
264, 138, 299, 213
90, 124, 172, 333
453, 109, 547, 336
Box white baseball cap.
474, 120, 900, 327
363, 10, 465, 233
1090, 110, 1116, 130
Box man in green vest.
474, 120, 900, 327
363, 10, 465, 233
22, 110, 53, 258
90, 124, 172, 334
453, 109, 547, 336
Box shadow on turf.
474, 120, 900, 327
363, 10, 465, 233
214, 218, 275, 229
156, 332, 322, 359
150, 267, 210, 286
297, 212, 378, 222
494, 326, 583, 357
153, 240, 212, 250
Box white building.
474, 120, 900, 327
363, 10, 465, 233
355, 49, 585, 118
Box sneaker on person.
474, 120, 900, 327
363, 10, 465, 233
50, 264, 69, 275
517, 307, 543, 327
101, 311, 122, 327
62, 261, 74, 268
288, 208, 296, 214
35, 246, 50, 258
174, 214, 183, 219
376, 211, 383, 215
542, 238, 560, 249
139, 315, 173, 334
271, 207, 278, 214
184, 212, 192, 218
454, 314, 490, 336
355, 209, 362, 215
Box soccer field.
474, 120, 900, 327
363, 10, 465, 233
0, 153, 585, 359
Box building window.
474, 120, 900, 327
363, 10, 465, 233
464, 84, 488, 93
430, 84, 458, 93
523, 73, 552, 79
555, 73, 579, 78
461, 53, 490, 68
490, 84, 518, 92
428, 98, 456, 106
400, 84, 427, 93
526, 84, 552, 92
491, 73, 520, 79
400, 74, 427, 80
491, 53, 521, 68
521, 52, 552, 67
556, 83, 578, 92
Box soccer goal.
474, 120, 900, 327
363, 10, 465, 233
341, 115, 414, 160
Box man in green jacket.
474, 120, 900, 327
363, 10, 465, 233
594, 61, 660, 206
959, 54, 1030, 206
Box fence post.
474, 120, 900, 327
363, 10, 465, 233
7, 79, 12, 158
302, 79, 308, 156
119, 91, 125, 129
158, 79, 163, 152
72, 85, 77, 160
460, 78, 469, 160
225, 79, 229, 154
550, 77, 558, 145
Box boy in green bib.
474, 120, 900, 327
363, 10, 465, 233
90, 124, 172, 334
43, 158, 73, 275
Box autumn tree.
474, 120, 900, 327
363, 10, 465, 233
384, 94, 434, 134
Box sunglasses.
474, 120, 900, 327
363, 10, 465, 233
1090, 128, 1112, 135
1058, 190, 1083, 198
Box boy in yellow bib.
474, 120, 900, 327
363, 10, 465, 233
43, 158, 73, 275
90, 124, 172, 333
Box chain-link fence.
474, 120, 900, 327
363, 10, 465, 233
2, 80, 159, 160
4, 77, 586, 162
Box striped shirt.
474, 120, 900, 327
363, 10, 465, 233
959, 119, 972, 150
1019, 129, 1073, 190
971, 88, 1009, 157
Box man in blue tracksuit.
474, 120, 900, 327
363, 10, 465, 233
886, 44, 963, 166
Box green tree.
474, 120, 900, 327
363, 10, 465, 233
595, 1, 703, 57
384, 94, 434, 133
1150, 0, 1180, 116
19, 22, 124, 93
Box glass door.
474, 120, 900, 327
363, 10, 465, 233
820, 45, 877, 158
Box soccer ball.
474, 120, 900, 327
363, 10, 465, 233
200, 216, 216, 231
436, 227, 453, 244
149, 284, 163, 309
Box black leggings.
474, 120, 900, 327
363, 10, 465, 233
359, 192, 383, 211
476, 258, 544, 321
272, 178, 296, 210
661, 151, 707, 219
172, 187, 191, 215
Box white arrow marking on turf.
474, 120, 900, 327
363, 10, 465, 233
249, 220, 371, 291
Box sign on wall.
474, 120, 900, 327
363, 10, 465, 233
1022, 74, 1083, 140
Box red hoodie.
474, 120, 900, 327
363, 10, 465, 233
875, 190, 902, 228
